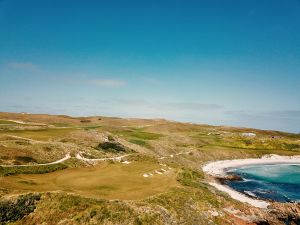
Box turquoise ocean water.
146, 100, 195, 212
225, 164, 300, 202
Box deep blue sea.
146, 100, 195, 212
225, 164, 300, 203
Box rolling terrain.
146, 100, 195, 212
0, 112, 300, 225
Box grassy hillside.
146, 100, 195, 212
0, 112, 299, 224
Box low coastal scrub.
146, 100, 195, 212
16, 191, 225, 225
0, 163, 67, 176
176, 168, 205, 188
146, 187, 225, 224
0, 193, 41, 223
0, 128, 76, 141
16, 193, 140, 224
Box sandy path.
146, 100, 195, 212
5, 119, 47, 126
1, 152, 130, 168
4, 135, 39, 142
158, 151, 191, 159
1, 134, 130, 167
0, 153, 71, 167
76, 153, 130, 163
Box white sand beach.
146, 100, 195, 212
202, 154, 300, 208
203, 154, 300, 177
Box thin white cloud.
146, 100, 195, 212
114, 99, 223, 111
9, 62, 39, 71
224, 110, 300, 119
162, 102, 223, 111
6, 62, 127, 88
139, 76, 160, 85
222, 110, 300, 133
89, 79, 127, 87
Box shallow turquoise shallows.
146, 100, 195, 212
225, 164, 300, 203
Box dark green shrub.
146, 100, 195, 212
96, 142, 126, 153
0, 193, 41, 223
243, 139, 253, 146
14, 156, 37, 163
80, 119, 91, 123
90, 209, 97, 218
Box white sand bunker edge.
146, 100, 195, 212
202, 154, 300, 209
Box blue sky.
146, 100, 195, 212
0, 0, 300, 133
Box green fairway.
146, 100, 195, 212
0, 161, 178, 200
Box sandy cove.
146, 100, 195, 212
202, 154, 300, 209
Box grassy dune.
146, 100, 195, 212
0, 112, 299, 224
0, 163, 68, 176
0, 128, 78, 141
0, 119, 19, 124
